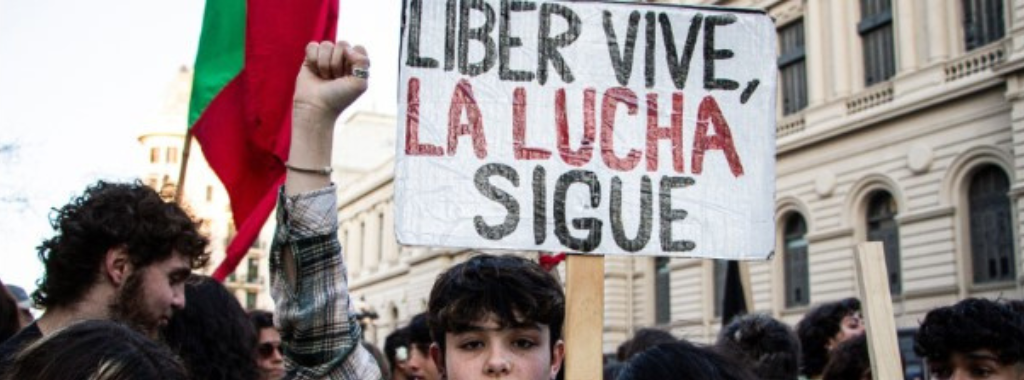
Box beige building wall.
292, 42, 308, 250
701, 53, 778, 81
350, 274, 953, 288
138, 66, 274, 311
343, 0, 1024, 355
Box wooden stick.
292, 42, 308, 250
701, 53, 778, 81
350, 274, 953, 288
855, 242, 903, 380
174, 130, 193, 205
564, 254, 604, 380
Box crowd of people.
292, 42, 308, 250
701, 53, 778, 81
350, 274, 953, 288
0, 39, 1022, 380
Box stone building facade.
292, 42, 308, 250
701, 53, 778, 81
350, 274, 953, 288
342, 0, 1024, 358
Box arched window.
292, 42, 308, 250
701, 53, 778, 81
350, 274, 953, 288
784, 214, 810, 307
969, 166, 1014, 284
867, 192, 901, 295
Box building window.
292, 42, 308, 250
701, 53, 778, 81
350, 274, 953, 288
783, 214, 810, 307
962, 0, 1005, 51
712, 260, 728, 317
969, 166, 1014, 284
778, 19, 807, 115
858, 0, 896, 86
150, 147, 160, 163
166, 146, 179, 164
866, 191, 901, 295
246, 291, 257, 310
247, 258, 259, 283
654, 257, 671, 325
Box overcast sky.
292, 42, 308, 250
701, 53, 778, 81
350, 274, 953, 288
0, 0, 401, 293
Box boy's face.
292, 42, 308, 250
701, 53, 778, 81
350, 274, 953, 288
408, 343, 442, 380
431, 314, 564, 380
927, 350, 1024, 380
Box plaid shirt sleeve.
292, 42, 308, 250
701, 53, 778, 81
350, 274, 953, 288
270, 184, 383, 380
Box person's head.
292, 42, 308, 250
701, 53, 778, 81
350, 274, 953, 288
0, 279, 20, 343
618, 340, 758, 380
33, 180, 209, 336
2, 320, 187, 380
249, 310, 285, 380
821, 334, 870, 380
915, 298, 1024, 380
716, 313, 801, 380
408, 313, 443, 380
622, 328, 677, 360
427, 254, 565, 380
385, 327, 412, 380
162, 275, 259, 380
5, 284, 33, 327
796, 297, 864, 378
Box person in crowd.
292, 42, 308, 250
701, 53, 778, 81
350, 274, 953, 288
163, 275, 260, 380
621, 328, 677, 360
603, 362, 625, 380
407, 313, 442, 380
266, 39, 380, 379
364, 340, 392, 380
821, 334, 870, 380
796, 298, 864, 379
617, 339, 758, 380
715, 313, 801, 380
384, 327, 412, 380
0, 179, 209, 369
4, 285, 33, 327
250, 310, 285, 380
1, 319, 188, 380
425, 254, 565, 380
915, 298, 1024, 380
0, 280, 20, 344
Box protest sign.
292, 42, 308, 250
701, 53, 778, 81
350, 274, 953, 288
396, 0, 777, 259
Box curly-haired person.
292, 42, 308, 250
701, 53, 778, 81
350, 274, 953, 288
915, 298, 1024, 380
716, 313, 801, 380
796, 298, 865, 379
0, 180, 209, 370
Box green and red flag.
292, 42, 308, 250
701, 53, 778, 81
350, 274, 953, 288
189, 0, 339, 280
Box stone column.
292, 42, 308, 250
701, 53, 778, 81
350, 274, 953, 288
926, 0, 950, 63
830, 0, 854, 97
349, 217, 364, 277
363, 207, 382, 273
805, 0, 827, 106
895, 0, 919, 73
383, 202, 398, 265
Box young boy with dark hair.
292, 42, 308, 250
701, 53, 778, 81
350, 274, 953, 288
426, 254, 565, 380
915, 298, 1024, 380
796, 297, 865, 379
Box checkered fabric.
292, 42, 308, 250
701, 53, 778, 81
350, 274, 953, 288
270, 185, 383, 380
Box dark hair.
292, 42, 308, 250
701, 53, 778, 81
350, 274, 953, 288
622, 328, 677, 360
821, 334, 870, 380
249, 310, 274, 331
716, 314, 801, 380
915, 298, 1024, 365
408, 312, 433, 355
618, 340, 758, 380
796, 297, 861, 378
0, 279, 20, 343
3, 320, 187, 380
427, 254, 564, 352
603, 362, 625, 380
162, 275, 259, 380
33, 180, 209, 309
384, 327, 410, 372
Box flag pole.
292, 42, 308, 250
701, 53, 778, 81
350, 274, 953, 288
174, 130, 193, 205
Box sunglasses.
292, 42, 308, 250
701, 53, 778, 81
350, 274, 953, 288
258, 342, 282, 358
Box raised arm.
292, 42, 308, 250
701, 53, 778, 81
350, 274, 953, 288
270, 40, 381, 380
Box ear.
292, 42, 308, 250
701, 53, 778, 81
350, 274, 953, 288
429, 343, 445, 378
104, 246, 131, 286
549, 339, 565, 380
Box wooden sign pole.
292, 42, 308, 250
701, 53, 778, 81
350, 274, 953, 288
564, 254, 604, 380
854, 242, 903, 380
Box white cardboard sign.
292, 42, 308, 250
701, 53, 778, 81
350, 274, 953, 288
395, 0, 777, 259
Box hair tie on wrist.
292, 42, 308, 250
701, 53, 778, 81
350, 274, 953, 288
284, 162, 333, 176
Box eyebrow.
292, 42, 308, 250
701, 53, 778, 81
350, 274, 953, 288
965, 352, 1000, 361
455, 323, 543, 334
